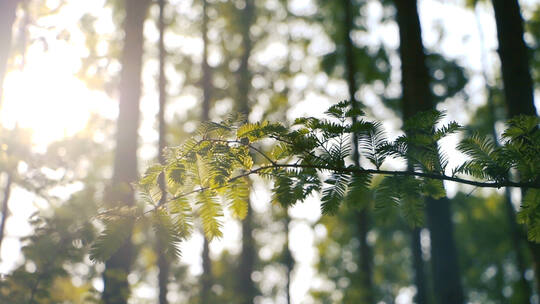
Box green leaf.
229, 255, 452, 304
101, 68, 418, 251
152, 209, 183, 260
321, 173, 350, 215
140, 164, 164, 186
345, 173, 372, 210
90, 217, 134, 262
227, 178, 249, 219
517, 189, 540, 243
421, 179, 446, 199
198, 191, 223, 240
170, 196, 193, 237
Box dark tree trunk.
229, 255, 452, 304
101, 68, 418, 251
393, 1, 464, 303
0, 173, 13, 254
238, 204, 257, 304
491, 0, 537, 118
0, 0, 19, 107
491, 0, 540, 294
156, 0, 169, 303
236, 0, 257, 303
102, 1, 149, 303
200, 237, 213, 303
474, 6, 533, 300
411, 227, 428, 304
343, 0, 374, 301
284, 215, 293, 304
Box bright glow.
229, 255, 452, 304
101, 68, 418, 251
1, 42, 114, 146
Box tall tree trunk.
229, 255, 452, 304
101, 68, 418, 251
156, 0, 170, 303
474, 5, 532, 300
342, 0, 374, 301
0, 173, 13, 254
491, 0, 540, 295
491, 0, 537, 118
393, 1, 464, 303
236, 1, 257, 303
200, 2, 214, 302
102, 1, 149, 303
0, 0, 19, 107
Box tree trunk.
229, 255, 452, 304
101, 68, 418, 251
284, 215, 293, 304
200, 237, 213, 303
0, 173, 13, 254
199, 0, 214, 302
491, 0, 537, 118
491, 0, 540, 294
102, 1, 149, 303
342, 0, 374, 301
156, 0, 170, 303
393, 1, 464, 303
238, 204, 256, 304
0, 0, 19, 107
236, 0, 257, 303
474, 5, 533, 299
411, 227, 428, 304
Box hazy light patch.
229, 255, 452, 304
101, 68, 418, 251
1, 42, 115, 146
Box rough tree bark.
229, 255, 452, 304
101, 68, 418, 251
102, 1, 149, 303
393, 1, 464, 303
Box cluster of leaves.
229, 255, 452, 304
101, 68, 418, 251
90, 101, 540, 262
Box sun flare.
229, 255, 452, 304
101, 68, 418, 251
1, 43, 113, 146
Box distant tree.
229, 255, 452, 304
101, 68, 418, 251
156, 0, 170, 303
100, 0, 150, 303
236, 1, 258, 303
393, 1, 465, 303
490, 0, 540, 295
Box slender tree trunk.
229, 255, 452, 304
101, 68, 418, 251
411, 227, 428, 304
342, 0, 374, 301
393, 1, 464, 303
0, 173, 13, 254
238, 204, 256, 304
102, 1, 149, 303
199, 0, 214, 302
201, 0, 211, 122
491, 0, 540, 294
200, 238, 213, 303
156, 0, 170, 303
284, 215, 293, 304
491, 0, 537, 118
236, 2, 257, 302
0, 0, 19, 107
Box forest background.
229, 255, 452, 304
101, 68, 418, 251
0, 0, 539, 303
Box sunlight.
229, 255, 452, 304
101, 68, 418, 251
1, 41, 114, 146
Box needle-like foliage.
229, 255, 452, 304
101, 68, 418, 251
90, 101, 540, 261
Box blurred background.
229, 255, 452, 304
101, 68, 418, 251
0, 0, 539, 303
